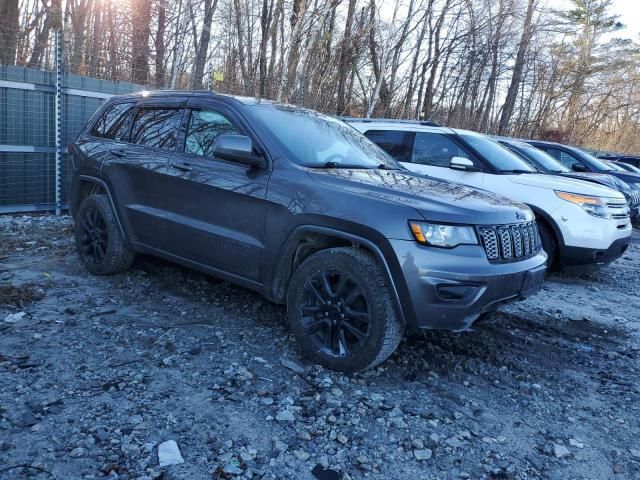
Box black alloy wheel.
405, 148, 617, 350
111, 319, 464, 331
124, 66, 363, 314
74, 194, 135, 275
287, 247, 404, 373
299, 268, 371, 358
79, 206, 109, 264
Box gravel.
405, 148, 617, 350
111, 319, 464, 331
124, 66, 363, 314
1, 214, 640, 479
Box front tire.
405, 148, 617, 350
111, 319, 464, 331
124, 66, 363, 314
286, 247, 404, 373
75, 194, 135, 275
537, 220, 557, 269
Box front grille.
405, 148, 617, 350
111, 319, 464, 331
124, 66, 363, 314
478, 221, 541, 263
627, 192, 640, 208
607, 199, 630, 220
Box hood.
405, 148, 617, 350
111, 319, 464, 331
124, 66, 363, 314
559, 172, 619, 190
508, 173, 623, 199
607, 170, 640, 187
560, 172, 635, 194
309, 168, 534, 225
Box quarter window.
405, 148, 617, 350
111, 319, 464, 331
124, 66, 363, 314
130, 108, 183, 150
364, 130, 412, 162
92, 103, 134, 141
185, 109, 240, 157
412, 132, 470, 167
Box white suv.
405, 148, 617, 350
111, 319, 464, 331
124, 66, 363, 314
347, 119, 632, 272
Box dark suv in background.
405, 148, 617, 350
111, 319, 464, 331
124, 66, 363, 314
69, 92, 546, 372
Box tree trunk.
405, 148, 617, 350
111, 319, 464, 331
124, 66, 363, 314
0, 0, 20, 65
89, 1, 103, 76
497, 0, 536, 134
131, 0, 151, 85
154, 0, 166, 87
191, 0, 217, 89
335, 0, 356, 114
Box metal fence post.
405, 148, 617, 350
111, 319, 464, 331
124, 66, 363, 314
54, 29, 62, 216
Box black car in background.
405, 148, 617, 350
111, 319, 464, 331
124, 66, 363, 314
499, 138, 640, 224
596, 154, 640, 169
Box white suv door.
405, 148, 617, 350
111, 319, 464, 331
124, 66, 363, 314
396, 131, 486, 188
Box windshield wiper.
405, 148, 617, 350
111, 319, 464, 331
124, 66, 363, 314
377, 163, 399, 170
310, 161, 371, 169
499, 169, 535, 174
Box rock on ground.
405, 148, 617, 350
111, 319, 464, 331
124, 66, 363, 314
0, 214, 639, 479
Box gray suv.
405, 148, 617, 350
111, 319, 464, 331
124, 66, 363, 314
69, 92, 547, 372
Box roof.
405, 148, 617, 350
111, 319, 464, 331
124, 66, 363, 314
103, 90, 288, 107
341, 117, 441, 127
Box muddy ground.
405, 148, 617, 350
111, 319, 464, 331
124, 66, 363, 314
1, 214, 639, 480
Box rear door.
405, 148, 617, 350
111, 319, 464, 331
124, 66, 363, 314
101, 99, 185, 250
162, 99, 270, 282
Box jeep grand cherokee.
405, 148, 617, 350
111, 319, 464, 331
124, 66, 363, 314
69, 92, 547, 372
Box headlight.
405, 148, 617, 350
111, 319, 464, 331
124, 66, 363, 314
555, 191, 610, 218
409, 221, 478, 248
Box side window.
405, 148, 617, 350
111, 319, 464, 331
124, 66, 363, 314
363, 130, 412, 162
412, 132, 470, 167
92, 103, 134, 141
545, 148, 580, 168
185, 109, 240, 157
130, 108, 183, 150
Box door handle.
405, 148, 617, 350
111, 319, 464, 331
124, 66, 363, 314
171, 162, 193, 172
110, 149, 127, 158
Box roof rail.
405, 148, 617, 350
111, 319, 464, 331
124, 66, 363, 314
340, 117, 441, 127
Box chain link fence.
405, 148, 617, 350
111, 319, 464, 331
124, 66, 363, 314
0, 39, 144, 214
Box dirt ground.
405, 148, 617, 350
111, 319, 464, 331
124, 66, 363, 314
1, 214, 639, 480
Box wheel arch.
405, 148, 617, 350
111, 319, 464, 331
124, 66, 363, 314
268, 225, 407, 326
526, 204, 565, 248
72, 175, 131, 247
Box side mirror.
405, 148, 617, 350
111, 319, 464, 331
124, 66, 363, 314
572, 162, 587, 172
450, 156, 476, 171
213, 134, 265, 168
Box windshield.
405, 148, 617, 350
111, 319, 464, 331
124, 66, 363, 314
622, 163, 640, 173
518, 145, 570, 173
248, 105, 400, 169
603, 160, 627, 172
460, 134, 537, 173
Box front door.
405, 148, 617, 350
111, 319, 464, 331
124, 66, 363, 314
163, 100, 270, 282
403, 131, 485, 187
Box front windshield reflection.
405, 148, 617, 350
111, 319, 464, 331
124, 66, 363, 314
249, 105, 400, 169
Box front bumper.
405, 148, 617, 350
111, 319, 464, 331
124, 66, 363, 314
560, 236, 630, 273
390, 240, 547, 332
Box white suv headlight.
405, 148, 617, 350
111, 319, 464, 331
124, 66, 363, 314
555, 191, 611, 218
409, 221, 478, 248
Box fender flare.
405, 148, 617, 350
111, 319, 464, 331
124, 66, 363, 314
269, 224, 407, 326
74, 175, 132, 247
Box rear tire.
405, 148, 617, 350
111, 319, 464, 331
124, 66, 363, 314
75, 194, 135, 275
286, 247, 404, 373
537, 220, 557, 269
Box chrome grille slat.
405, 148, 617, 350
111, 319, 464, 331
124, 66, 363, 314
496, 226, 512, 258
511, 225, 522, 257
478, 221, 540, 263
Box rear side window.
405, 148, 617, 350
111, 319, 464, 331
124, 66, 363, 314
91, 103, 134, 140
185, 109, 240, 157
364, 130, 412, 162
131, 108, 183, 150
412, 132, 470, 167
